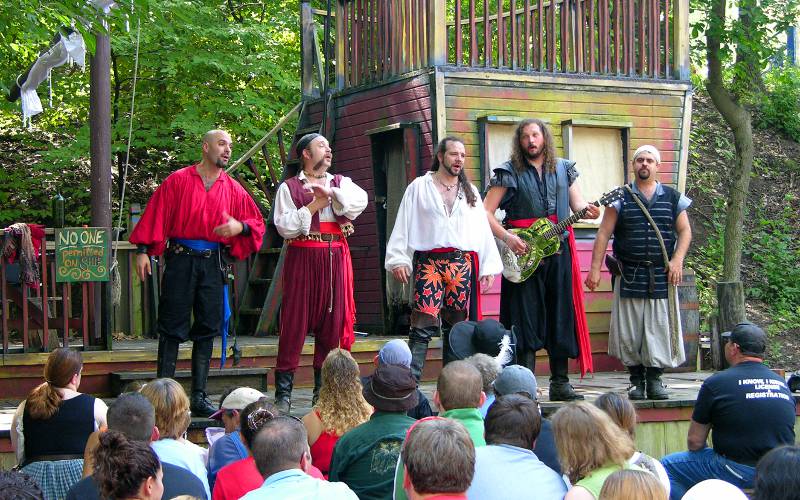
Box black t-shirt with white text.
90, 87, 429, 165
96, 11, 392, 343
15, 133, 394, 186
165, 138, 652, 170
692, 361, 796, 465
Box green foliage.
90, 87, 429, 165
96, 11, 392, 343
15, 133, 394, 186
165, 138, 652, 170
744, 195, 800, 327
756, 66, 800, 141
0, 0, 300, 227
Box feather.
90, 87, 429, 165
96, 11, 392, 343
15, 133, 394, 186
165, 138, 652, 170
495, 334, 513, 367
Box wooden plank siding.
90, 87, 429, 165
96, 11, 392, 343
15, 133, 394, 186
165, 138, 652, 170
330, 73, 435, 332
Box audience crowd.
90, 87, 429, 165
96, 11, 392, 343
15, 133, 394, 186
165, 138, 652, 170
6, 321, 797, 500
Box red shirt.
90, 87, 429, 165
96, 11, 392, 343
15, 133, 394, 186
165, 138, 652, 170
212, 456, 325, 500
129, 165, 265, 260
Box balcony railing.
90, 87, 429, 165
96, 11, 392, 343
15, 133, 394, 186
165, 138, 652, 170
302, 0, 688, 92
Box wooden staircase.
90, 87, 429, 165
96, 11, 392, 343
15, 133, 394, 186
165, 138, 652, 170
227, 99, 328, 338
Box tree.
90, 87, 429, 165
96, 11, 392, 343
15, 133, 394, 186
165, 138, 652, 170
692, 0, 798, 325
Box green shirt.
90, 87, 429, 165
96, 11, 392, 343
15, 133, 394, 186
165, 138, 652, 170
328, 411, 416, 500
575, 463, 643, 499
394, 407, 486, 500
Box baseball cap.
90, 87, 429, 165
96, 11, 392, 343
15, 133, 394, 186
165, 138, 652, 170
209, 387, 265, 420
721, 322, 766, 355
378, 339, 412, 367
493, 365, 538, 400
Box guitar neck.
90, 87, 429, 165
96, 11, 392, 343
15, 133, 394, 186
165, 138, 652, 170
543, 201, 599, 238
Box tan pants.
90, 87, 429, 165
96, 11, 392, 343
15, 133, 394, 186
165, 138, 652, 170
608, 276, 685, 368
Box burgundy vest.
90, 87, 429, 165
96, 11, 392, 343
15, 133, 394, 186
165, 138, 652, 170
285, 175, 354, 236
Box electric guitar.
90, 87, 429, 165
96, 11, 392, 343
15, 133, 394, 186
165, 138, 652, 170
496, 187, 625, 283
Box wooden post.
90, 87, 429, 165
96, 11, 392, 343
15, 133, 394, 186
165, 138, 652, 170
671, 0, 689, 79
90, 24, 113, 349
428, 0, 447, 66
336, 0, 347, 88
301, 2, 316, 97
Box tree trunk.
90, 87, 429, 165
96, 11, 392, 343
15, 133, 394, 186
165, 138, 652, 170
705, 0, 755, 284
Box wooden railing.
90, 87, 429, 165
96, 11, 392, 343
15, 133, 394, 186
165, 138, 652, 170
446, 0, 685, 79
304, 0, 688, 92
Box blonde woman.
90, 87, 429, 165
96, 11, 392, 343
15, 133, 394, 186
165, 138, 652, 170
10, 348, 107, 499
552, 402, 640, 500
599, 469, 667, 500
140, 378, 210, 498
594, 392, 670, 494
302, 349, 372, 477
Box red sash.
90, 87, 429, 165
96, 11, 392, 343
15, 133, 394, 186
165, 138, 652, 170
508, 216, 593, 377
426, 247, 482, 321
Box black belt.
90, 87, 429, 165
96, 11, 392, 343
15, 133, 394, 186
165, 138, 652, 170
167, 241, 219, 258
21, 453, 83, 467
415, 249, 464, 260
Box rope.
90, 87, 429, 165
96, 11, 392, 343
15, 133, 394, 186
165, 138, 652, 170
110, 18, 141, 306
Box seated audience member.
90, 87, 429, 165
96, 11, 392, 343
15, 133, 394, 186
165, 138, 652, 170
450, 319, 515, 417
552, 402, 639, 500
10, 348, 107, 499
366, 339, 434, 419
394, 360, 486, 500
679, 479, 748, 500
661, 323, 796, 499
140, 378, 211, 498
207, 387, 265, 489
598, 469, 667, 500
68, 392, 207, 500
752, 445, 800, 500
213, 399, 326, 499
303, 349, 372, 478
493, 364, 561, 474
329, 363, 418, 500
92, 430, 163, 500
595, 392, 670, 494
240, 416, 358, 499
464, 354, 501, 417
468, 395, 567, 500
0, 470, 44, 500
401, 417, 475, 500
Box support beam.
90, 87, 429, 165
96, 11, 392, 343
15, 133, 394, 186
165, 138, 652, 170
428, 0, 446, 66
672, 0, 690, 79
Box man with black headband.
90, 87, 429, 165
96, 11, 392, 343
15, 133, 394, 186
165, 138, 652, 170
272, 133, 367, 413
385, 136, 502, 381
586, 144, 692, 400
130, 129, 265, 417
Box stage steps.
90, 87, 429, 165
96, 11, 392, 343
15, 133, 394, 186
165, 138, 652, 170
109, 367, 269, 396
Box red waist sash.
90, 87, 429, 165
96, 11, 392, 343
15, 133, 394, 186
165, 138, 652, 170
507, 215, 593, 377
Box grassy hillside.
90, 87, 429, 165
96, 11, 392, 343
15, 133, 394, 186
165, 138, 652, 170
685, 88, 800, 369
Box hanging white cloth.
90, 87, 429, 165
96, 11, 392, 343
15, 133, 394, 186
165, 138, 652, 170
19, 31, 86, 127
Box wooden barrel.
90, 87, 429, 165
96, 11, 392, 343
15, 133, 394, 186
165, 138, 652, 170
674, 269, 699, 371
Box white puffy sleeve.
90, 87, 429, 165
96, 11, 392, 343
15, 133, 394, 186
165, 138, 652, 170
384, 183, 415, 272
331, 176, 368, 221
273, 182, 312, 238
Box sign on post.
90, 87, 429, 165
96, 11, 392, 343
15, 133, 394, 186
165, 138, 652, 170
55, 227, 110, 282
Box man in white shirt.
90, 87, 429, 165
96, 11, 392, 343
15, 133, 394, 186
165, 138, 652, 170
272, 133, 368, 412
385, 136, 502, 380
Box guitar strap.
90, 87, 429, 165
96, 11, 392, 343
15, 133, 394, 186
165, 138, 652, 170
623, 185, 682, 362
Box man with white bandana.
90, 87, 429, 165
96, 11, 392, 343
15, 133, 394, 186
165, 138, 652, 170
586, 145, 692, 400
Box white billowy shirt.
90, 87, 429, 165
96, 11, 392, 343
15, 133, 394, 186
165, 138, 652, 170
385, 172, 502, 277
274, 171, 368, 239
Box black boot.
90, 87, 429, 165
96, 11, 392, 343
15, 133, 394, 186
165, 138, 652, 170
549, 357, 584, 401
312, 368, 322, 406
627, 365, 646, 400
274, 370, 294, 414
408, 340, 429, 382
646, 367, 669, 400
190, 338, 217, 418
520, 349, 537, 373
156, 336, 180, 378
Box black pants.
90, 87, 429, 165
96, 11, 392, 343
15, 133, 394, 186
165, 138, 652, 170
157, 252, 224, 342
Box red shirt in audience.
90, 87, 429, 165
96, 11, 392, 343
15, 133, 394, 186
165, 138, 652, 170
212, 456, 324, 500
